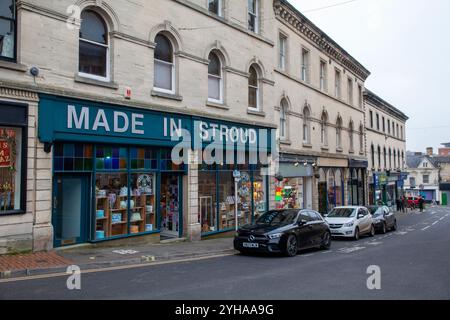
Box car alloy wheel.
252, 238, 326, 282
369, 225, 375, 237
320, 232, 331, 250
381, 223, 387, 234
354, 227, 360, 241
285, 235, 298, 257
392, 220, 397, 231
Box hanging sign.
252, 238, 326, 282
0, 140, 11, 168
275, 187, 283, 201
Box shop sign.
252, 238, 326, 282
38, 95, 273, 154
0, 140, 11, 168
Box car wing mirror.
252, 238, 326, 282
357, 214, 364, 219
297, 219, 308, 226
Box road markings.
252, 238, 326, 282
366, 242, 383, 246
432, 221, 439, 226
395, 231, 408, 235
339, 247, 365, 254
439, 217, 445, 221
422, 226, 430, 231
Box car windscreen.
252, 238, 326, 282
327, 208, 356, 218
367, 206, 383, 216
256, 210, 298, 227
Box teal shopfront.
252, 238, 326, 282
38, 95, 272, 246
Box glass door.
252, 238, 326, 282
53, 174, 90, 247
160, 174, 181, 238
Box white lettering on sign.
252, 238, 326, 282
132, 114, 144, 134
195, 120, 258, 144
68, 105, 89, 130
67, 105, 145, 135
93, 109, 110, 132
114, 112, 129, 133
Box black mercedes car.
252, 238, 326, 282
367, 205, 397, 234
233, 209, 331, 257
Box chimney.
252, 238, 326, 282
426, 147, 433, 156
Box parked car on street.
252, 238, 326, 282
324, 206, 374, 240
367, 205, 398, 234
407, 196, 419, 209
233, 209, 332, 257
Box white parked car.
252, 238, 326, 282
324, 206, 375, 240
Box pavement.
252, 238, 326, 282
0, 235, 235, 278
0, 205, 449, 300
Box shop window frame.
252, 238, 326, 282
0, 101, 27, 216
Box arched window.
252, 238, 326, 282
336, 117, 342, 150
377, 146, 381, 169
383, 147, 387, 169
398, 149, 401, 168
359, 124, 364, 152
154, 33, 174, 93
79, 10, 109, 79
280, 99, 288, 139
401, 151, 405, 169
208, 52, 222, 102
248, 65, 260, 110
349, 121, 354, 152
389, 148, 392, 169
371, 145, 375, 169
321, 112, 328, 146
393, 150, 397, 169
303, 107, 310, 144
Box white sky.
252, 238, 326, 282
288, 0, 450, 153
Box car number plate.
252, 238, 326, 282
243, 242, 259, 248
331, 230, 339, 234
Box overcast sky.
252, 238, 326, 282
289, 0, 450, 153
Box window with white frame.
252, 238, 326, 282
301, 48, 310, 82
208, 52, 223, 103
359, 124, 364, 152
248, 0, 259, 33
79, 10, 109, 80
154, 34, 175, 93
349, 121, 354, 152
321, 112, 328, 146
278, 34, 287, 70
208, 0, 222, 16
347, 78, 353, 105
320, 60, 327, 91
336, 117, 342, 150
280, 99, 288, 139
248, 65, 260, 110
335, 69, 341, 99
423, 174, 429, 184
0, 0, 16, 60
303, 107, 310, 144
358, 85, 363, 108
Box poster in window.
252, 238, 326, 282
0, 140, 11, 168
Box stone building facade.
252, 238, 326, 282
364, 90, 408, 209
0, 0, 406, 253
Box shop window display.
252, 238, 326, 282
253, 173, 267, 219
327, 171, 336, 210
0, 127, 21, 212
130, 173, 156, 234
199, 171, 217, 233
276, 178, 304, 209
95, 173, 129, 238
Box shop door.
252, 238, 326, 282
160, 174, 182, 239
53, 174, 90, 247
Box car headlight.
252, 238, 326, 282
344, 221, 354, 227
268, 233, 283, 240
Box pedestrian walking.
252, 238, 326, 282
402, 196, 407, 213
418, 196, 425, 212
